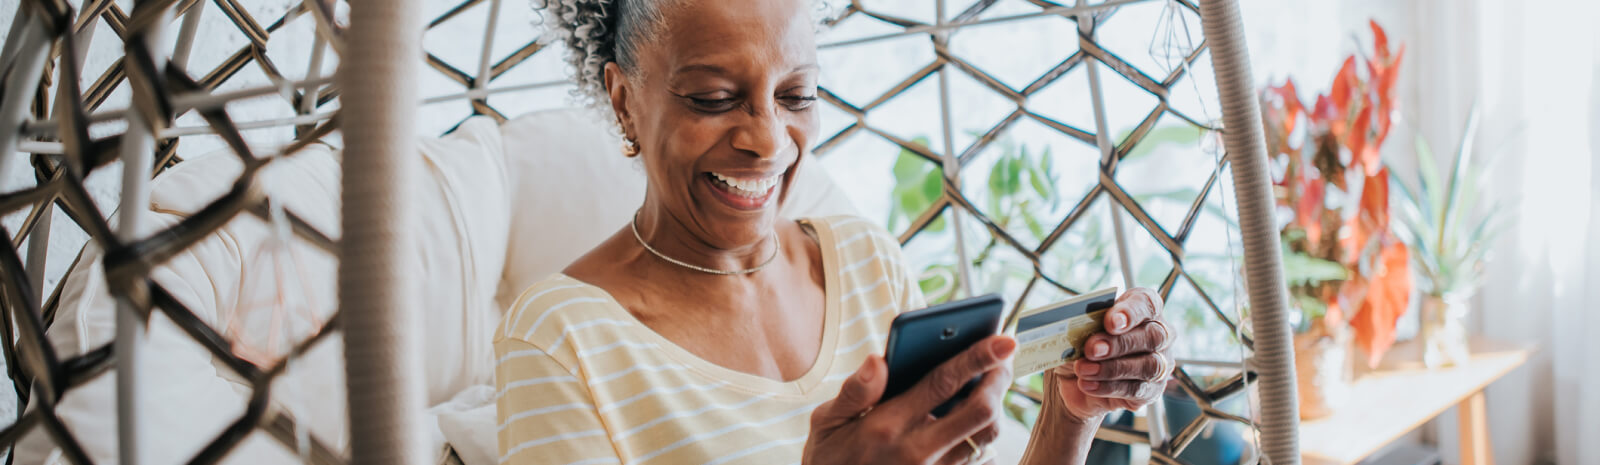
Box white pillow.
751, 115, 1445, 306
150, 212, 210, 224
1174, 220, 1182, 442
493, 108, 860, 311
17, 117, 512, 464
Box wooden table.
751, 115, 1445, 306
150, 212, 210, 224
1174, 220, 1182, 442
1298, 338, 1532, 465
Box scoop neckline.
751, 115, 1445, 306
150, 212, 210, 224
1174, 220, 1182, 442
556, 217, 843, 398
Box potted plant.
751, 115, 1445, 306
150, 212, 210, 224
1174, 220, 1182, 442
1389, 106, 1507, 368
1260, 20, 1411, 419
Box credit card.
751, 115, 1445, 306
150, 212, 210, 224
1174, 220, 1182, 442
1011, 288, 1117, 377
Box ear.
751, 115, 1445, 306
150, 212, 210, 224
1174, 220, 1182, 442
603, 62, 633, 138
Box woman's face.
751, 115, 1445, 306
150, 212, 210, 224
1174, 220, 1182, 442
606, 0, 820, 250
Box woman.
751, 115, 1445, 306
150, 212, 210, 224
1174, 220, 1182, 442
495, 0, 1175, 463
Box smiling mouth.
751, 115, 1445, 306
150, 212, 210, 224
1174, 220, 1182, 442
704, 171, 781, 210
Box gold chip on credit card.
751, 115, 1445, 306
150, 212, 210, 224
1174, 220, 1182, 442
1010, 288, 1117, 378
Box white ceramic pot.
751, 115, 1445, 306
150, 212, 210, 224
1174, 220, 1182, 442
1420, 291, 1471, 368
1294, 320, 1352, 420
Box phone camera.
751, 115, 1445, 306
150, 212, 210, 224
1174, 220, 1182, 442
941, 327, 958, 339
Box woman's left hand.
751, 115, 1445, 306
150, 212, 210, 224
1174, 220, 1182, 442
1053, 288, 1174, 423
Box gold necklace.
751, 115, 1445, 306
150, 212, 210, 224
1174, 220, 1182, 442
630, 211, 780, 275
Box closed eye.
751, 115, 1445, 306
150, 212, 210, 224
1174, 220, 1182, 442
781, 95, 817, 111
684, 96, 738, 113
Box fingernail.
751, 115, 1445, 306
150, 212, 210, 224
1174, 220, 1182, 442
1110, 312, 1128, 331
992, 337, 1017, 358
1079, 362, 1100, 376
1081, 380, 1100, 392
857, 358, 875, 382
1091, 341, 1110, 359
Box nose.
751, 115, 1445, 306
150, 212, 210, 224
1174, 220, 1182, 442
729, 101, 793, 159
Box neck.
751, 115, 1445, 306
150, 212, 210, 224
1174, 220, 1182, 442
632, 205, 780, 275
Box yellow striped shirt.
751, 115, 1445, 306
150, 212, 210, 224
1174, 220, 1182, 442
494, 215, 925, 465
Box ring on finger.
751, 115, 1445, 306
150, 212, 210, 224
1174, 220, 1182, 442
1153, 352, 1174, 380
964, 437, 982, 463
1147, 319, 1173, 352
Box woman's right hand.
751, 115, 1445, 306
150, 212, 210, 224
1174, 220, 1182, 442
803, 336, 1016, 465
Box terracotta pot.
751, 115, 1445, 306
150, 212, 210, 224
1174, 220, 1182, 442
1294, 321, 1352, 420
1420, 292, 1471, 368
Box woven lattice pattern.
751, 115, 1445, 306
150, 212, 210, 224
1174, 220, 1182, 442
811, 1, 1256, 462
0, 0, 555, 462
0, 0, 1258, 463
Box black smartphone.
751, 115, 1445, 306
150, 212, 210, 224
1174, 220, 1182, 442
882, 294, 1005, 417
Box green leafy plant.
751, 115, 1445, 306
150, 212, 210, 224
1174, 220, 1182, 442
888, 137, 947, 234
886, 137, 960, 303
1389, 107, 1508, 297
971, 137, 1061, 269
887, 135, 1068, 304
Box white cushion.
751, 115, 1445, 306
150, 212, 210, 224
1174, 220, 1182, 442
17, 117, 512, 464
432, 386, 498, 465
492, 108, 860, 312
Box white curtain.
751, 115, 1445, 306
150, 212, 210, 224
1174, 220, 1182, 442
1414, 0, 1600, 463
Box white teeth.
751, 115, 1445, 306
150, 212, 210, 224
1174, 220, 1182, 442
710, 172, 780, 197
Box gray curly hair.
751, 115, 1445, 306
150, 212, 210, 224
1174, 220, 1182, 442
536, 0, 677, 113
535, 0, 834, 117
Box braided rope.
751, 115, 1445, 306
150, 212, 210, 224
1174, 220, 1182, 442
338, 0, 428, 463
1198, 0, 1300, 462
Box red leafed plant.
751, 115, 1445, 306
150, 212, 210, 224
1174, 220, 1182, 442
1261, 20, 1411, 367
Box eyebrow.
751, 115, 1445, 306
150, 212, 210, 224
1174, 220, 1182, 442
670, 63, 820, 78
672, 64, 729, 77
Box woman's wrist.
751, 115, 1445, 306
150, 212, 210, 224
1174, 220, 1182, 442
1041, 402, 1104, 430
1019, 374, 1102, 465
1021, 404, 1100, 464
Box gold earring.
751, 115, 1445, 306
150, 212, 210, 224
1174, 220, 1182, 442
622, 139, 640, 157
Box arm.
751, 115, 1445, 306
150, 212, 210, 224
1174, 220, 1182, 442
1017, 374, 1098, 465
495, 337, 623, 465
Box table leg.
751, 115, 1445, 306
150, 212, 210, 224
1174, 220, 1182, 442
1457, 390, 1493, 465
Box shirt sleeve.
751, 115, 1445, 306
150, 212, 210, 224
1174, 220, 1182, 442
866, 219, 928, 312
495, 338, 622, 465
893, 247, 928, 312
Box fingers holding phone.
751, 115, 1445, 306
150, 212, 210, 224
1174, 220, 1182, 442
878, 295, 1011, 462
803, 295, 1014, 465
882, 336, 1014, 420
855, 336, 1014, 465
810, 355, 888, 431
804, 346, 1011, 465
909, 337, 1014, 465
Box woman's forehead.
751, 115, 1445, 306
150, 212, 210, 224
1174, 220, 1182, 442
655, 0, 817, 77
